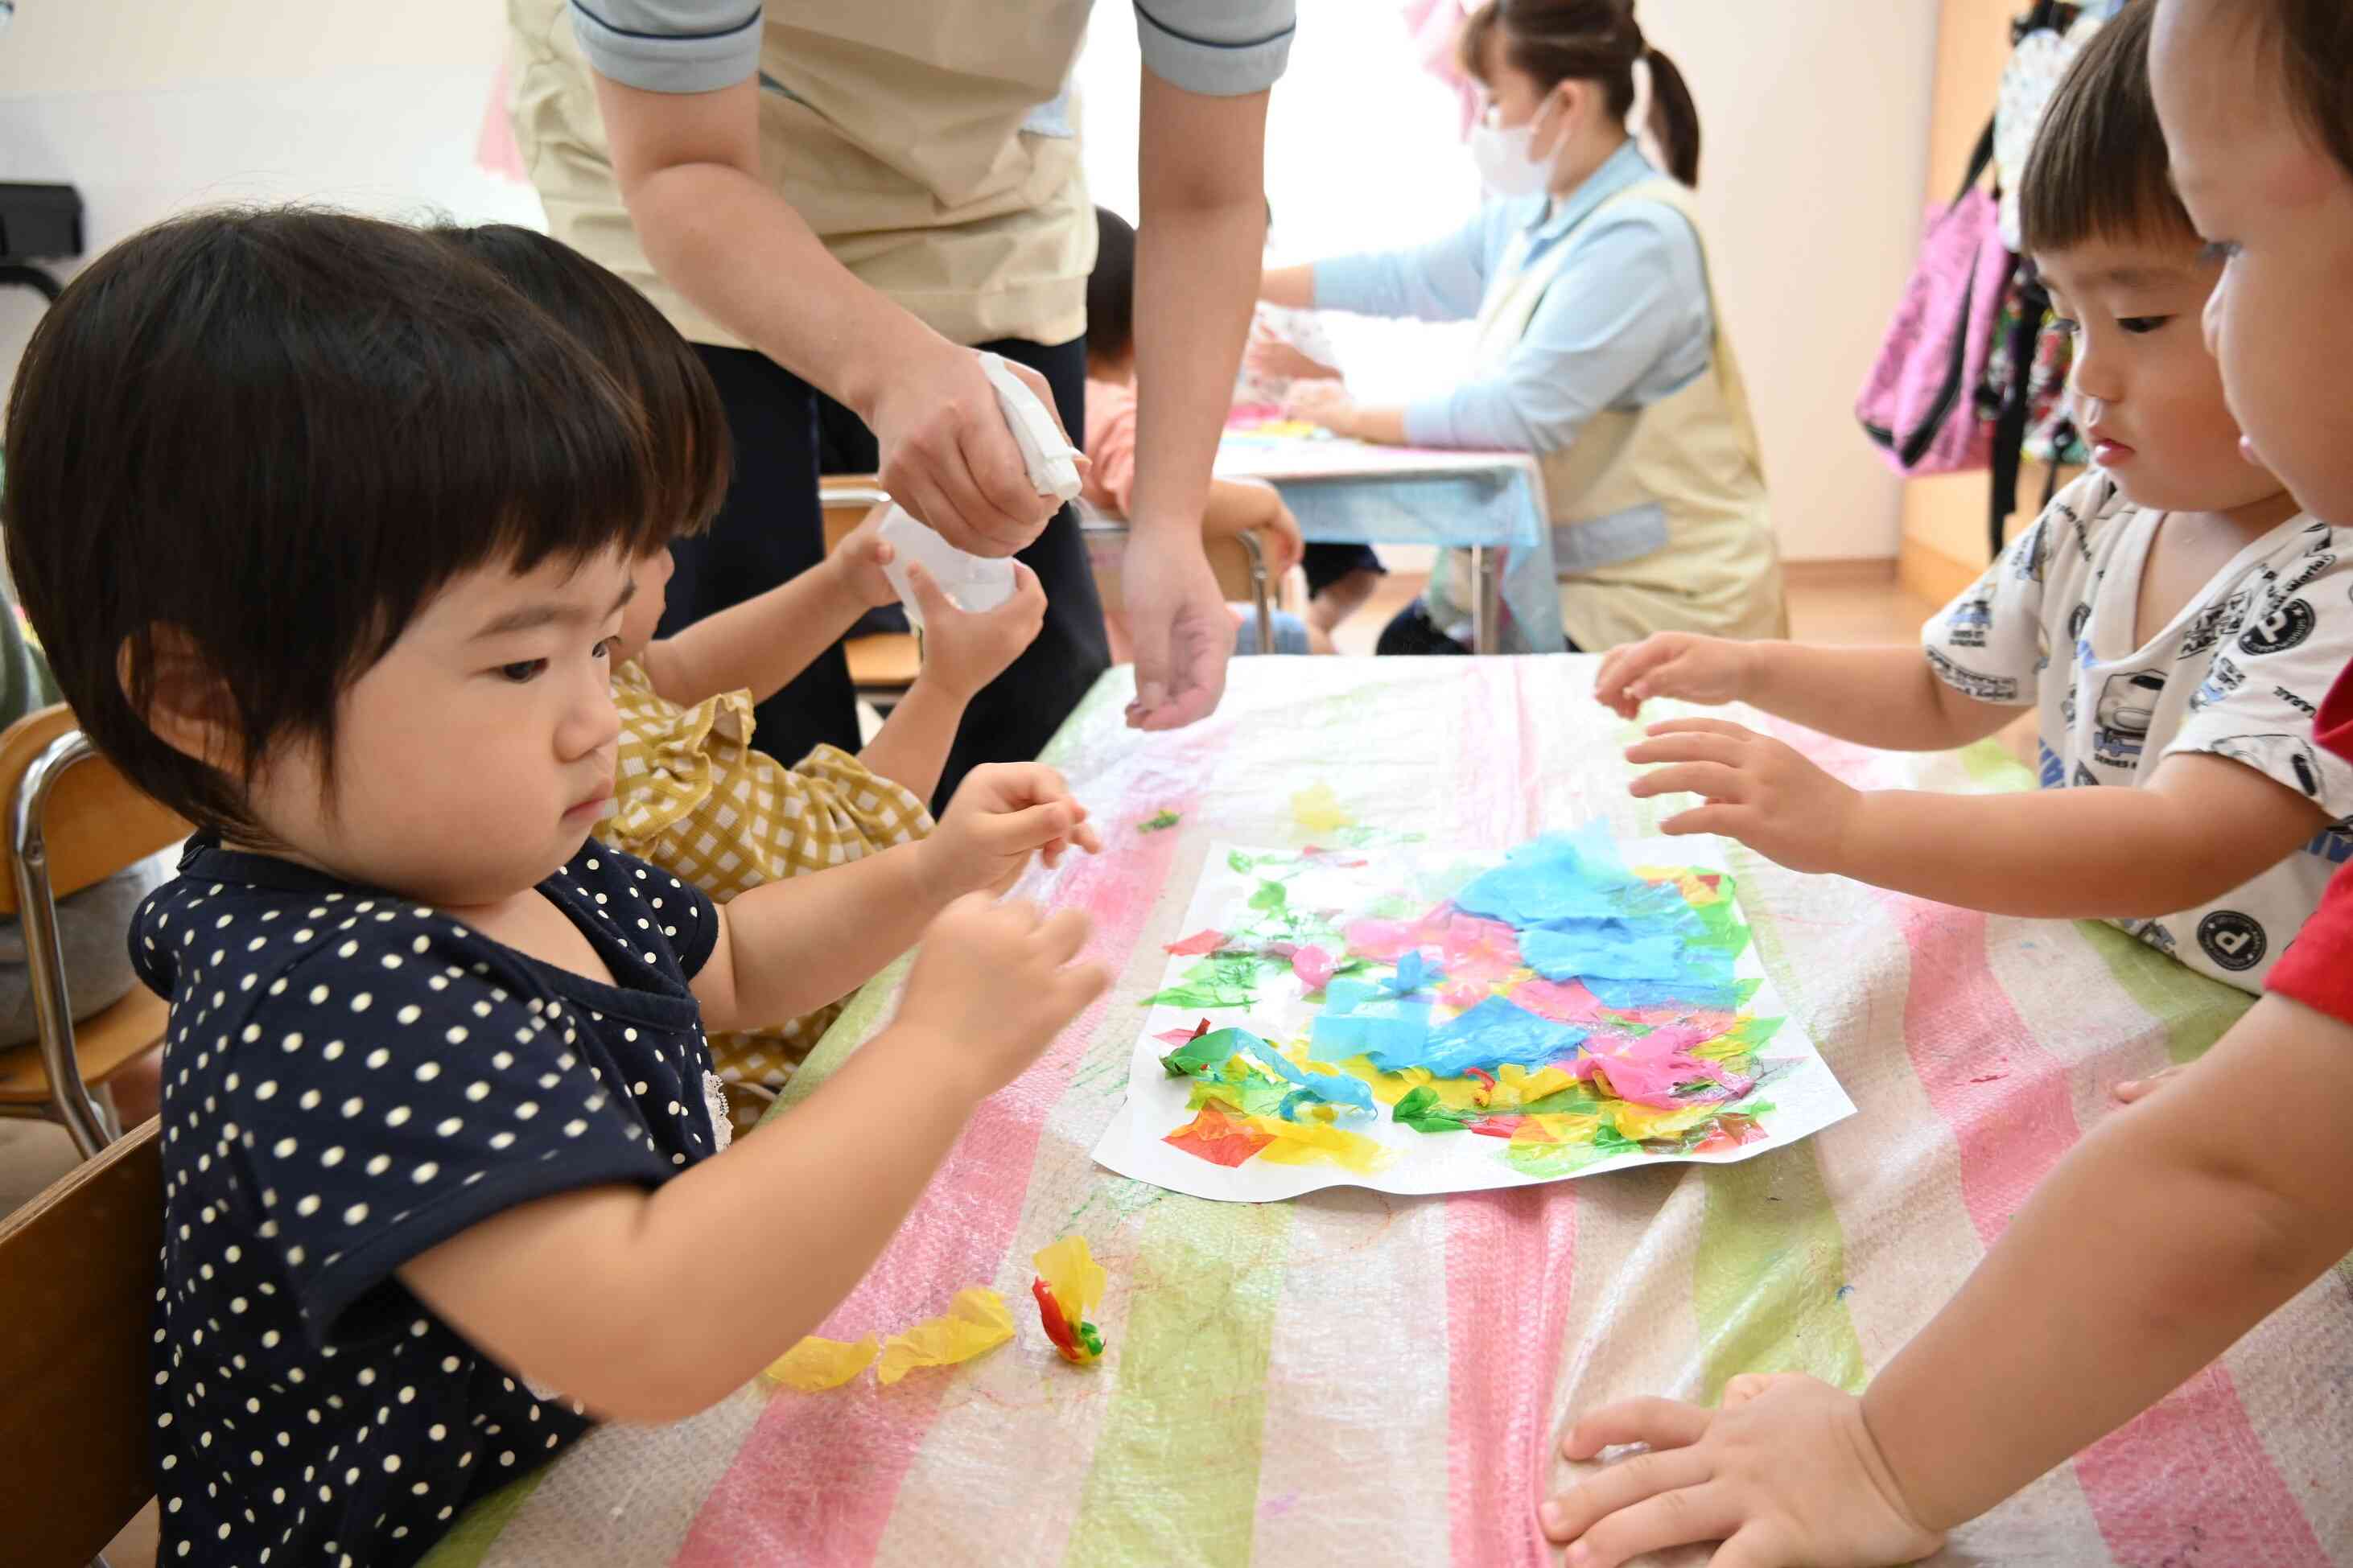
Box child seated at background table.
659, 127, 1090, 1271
1547, 6, 2353, 1561
1083, 206, 1327, 657
0, 207, 1106, 1568
1594, 3, 2353, 995
1233, 198, 1388, 642
437, 224, 1048, 1126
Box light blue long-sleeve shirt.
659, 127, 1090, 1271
1312, 141, 1713, 455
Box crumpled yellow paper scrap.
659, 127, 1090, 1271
876, 1287, 1015, 1386
762, 1333, 878, 1392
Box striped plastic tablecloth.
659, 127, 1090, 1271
425, 658, 2348, 1568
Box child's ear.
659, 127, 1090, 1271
122, 624, 243, 774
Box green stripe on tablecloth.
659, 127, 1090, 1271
2075, 920, 2252, 1067
764, 953, 915, 1121
1958, 737, 2037, 791
1693, 852, 1869, 1401
1061, 1198, 1294, 1568
1694, 1158, 1868, 1401
415, 1471, 546, 1568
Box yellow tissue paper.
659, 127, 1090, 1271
1247, 1113, 1395, 1174
1033, 1236, 1106, 1323
1032, 1234, 1110, 1364
876, 1287, 1016, 1387
1290, 783, 1354, 837
762, 1333, 878, 1392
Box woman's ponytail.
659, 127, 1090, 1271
1642, 44, 1702, 187
1458, 2, 1703, 187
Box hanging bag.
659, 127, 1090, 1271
1854, 120, 2015, 477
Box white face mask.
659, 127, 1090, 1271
1468, 95, 1561, 198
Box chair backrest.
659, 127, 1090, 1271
0, 1117, 162, 1562
0, 706, 189, 916
1078, 513, 1269, 606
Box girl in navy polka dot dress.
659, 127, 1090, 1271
0, 209, 1110, 1568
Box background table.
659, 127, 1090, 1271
1214, 433, 1564, 655
427, 659, 2348, 1568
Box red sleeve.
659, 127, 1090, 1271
2269, 859, 2353, 1024
2315, 662, 2353, 763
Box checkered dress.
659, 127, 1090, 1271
599, 659, 933, 1124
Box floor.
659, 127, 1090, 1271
6, 562, 1940, 1568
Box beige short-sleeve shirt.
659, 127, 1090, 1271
509, 0, 1296, 348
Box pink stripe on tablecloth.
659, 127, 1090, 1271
672, 787, 1198, 1567
1444, 660, 1572, 1568
1445, 1184, 1580, 1568
1891, 898, 2328, 1565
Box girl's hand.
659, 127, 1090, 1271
1541, 1374, 1944, 1568
917, 761, 1103, 899
892, 895, 1108, 1101
1626, 718, 1861, 876
1593, 632, 1758, 720
908, 559, 1047, 702
829, 504, 900, 610
1282, 380, 1358, 437
1246, 324, 1340, 385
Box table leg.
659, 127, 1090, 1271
1469, 545, 1505, 654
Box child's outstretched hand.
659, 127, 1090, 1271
1626, 718, 1860, 875
908, 560, 1047, 702
1540, 1373, 1943, 1568
829, 504, 901, 611
918, 761, 1103, 899
1593, 632, 1757, 720
895, 895, 1108, 1099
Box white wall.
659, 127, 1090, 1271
1080, 0, 1939, 562
0, 0, 543, 393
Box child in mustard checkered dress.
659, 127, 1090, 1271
441, 225, 1050, 1126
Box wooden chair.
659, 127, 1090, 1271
0, 707, 188, 1159
817, 476, 922, 710
0, 1116, 163, 1565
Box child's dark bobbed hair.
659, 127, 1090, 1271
2021, 2, 2192, 255
1, 207, 666, 838
1085, 206, 1138, 366
431, 223, 731, 541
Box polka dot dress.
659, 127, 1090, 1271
132, 837, 721, 1567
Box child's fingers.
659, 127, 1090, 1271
1558, 1484, 1743, 1568
989, 800, 1078, 850
1037, 906, 1091, 965
1644, 717, 1758, 742
1659, 804, 1745, 838
1628, 762, 1747, 802
2112, 1063, 2188, 1103
905, 559, 952, 615
1597, 637, 1673, 693
1537, 1447, 1716, 1545
1069, 818, 1104, 855
1624, 733, 1749, 768
1560, 1397, 1715, 1461
1054, 957, 1113, 1016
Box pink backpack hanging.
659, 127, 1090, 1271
1856, 121, 2016, 477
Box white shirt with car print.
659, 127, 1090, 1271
1923, 471, 2353, 990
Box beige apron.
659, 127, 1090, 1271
508, 0, 1095, 349
1430, 179, 1786, 649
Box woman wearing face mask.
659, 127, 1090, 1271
1260, 0, 1783, 653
